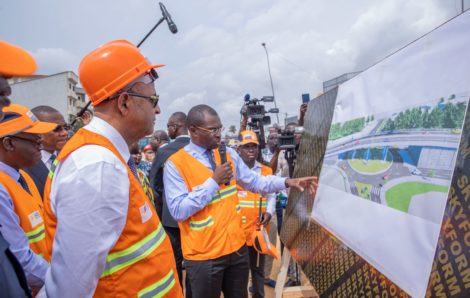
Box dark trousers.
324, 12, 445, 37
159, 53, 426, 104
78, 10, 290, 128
185, 245, 249, 298
248, 245, 265, 298
164, 226, 192, 298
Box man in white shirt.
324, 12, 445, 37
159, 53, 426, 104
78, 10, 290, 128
39, 40, 182, 298
25, 106, 69, 198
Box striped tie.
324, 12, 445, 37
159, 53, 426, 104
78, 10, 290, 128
18, 174, 31, 195
205, 150, 216, 171
127, 158, 139, 179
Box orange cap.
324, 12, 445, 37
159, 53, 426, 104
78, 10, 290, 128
0, 41, 37, 77
239, 130, 259, 145
0, 104, 57, 137
252, 226, 280, 259
78, 40, 164, 107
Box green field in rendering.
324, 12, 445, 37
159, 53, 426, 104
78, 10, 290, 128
348, 159, 392, 174
385, 182, 448, 212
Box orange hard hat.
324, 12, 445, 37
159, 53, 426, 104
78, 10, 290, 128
0, 41, 37, 77
239, 130, 259, 145
78, 40, 164, 107
0, 104, 57, 137
252, 226, 280, 259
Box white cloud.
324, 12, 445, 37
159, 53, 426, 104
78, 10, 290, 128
33, 48, 78, 75
1, 0, 460, 131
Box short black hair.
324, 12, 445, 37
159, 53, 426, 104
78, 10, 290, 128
186, 104, 218, 127
31, 105, 61, 121
170, 111, 187, 125
153, 130, 169, 141
129, 143, 140, 154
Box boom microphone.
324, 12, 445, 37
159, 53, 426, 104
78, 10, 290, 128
159, 2, 178, 34
218, 143, 230, 186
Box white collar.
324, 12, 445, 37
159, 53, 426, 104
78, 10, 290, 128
175, 135, 190, 139
41, 150, 57, 164
84, 116, 130, 162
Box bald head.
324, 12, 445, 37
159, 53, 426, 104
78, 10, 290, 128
150, 130, 169, 151
31, 105, 61, 121
187, 104, 218, 128
168, 111, 188, 139
31, 105, 68, 152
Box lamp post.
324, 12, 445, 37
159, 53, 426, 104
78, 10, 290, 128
262, 42, 280, 124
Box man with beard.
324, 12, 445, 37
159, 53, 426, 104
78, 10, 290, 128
25, 106, 69, 199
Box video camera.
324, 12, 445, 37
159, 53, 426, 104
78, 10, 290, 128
277, 129, 296, 150
242, 94, 279, 149
244, 94, 279, 127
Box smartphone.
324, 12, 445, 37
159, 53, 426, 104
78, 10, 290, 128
301, 93, 310, 103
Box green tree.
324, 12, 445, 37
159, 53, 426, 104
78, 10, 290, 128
228, 125, 237, 135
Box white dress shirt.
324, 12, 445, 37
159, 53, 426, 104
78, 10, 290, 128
164, 141, 287, 221
38, 117, 130, 298
0, 162, 48, 290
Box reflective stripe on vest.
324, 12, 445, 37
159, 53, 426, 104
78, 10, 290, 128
189, 216, 214, 231
208, 185, 237, 205
138, 270, 176, 298
101, 223, 166, 277
26, 224, 45, 244
239, 200, 254, 208
239, 200, 267, 208
241, 216, 247, 223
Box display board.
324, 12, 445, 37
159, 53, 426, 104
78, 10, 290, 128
281, 11, 470, 298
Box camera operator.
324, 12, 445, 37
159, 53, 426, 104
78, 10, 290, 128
269, 103, 307, 287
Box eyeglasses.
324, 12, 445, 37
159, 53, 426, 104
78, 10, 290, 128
53, 124, 71, 133
8, 135, 42, 145
109, 70, 159, 103
195, 126, 224, 135
166, 123, 179, 129
126, 92, 160, 108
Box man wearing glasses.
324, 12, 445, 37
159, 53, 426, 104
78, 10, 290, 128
0, 104, 57, 294
150, 111, 191, 296
25, 106, 70, 199
0, 40, 40, 298
39, 40, 182, 298
164, 104, 317, 298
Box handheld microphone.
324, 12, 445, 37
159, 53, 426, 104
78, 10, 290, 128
218, 143, 230, 186
159, 2, 178, 34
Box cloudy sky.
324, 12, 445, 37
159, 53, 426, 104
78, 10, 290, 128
1, 0, 466, 130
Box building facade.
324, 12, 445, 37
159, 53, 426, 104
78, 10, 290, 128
10, 71, 87, 122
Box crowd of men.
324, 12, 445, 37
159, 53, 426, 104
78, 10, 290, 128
0, 39, 317, 298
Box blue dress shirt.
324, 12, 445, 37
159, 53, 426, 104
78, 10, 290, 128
0, 162, 48, 291
163, 141, 287, 221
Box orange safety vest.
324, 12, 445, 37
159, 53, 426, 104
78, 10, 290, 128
43, 129, 182, 298
237, 164, 272, 246
0, 170, 47, 259
169, 148, 246, 261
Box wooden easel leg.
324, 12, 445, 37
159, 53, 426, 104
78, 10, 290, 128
274, 249, 291, 298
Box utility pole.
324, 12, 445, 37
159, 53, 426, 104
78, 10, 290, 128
262, 42, 280, 124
